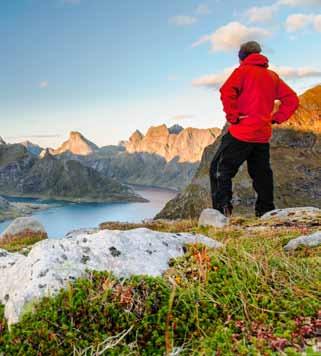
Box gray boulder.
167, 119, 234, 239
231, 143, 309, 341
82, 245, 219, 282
0, 228, 222, 325
198, 208, 229, 228
284, 231, 321, 251
0, 217, 47, 241
260, 207, 321, 221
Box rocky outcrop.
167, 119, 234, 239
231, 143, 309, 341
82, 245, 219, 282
0, 228, 222, 325
198, 209, 229, 228
53, 131, 98, 156
0, 144, 145, 203
157, 86, 321, 219
260, 207, 321, 221
125, 124, 220, 163
284, 231, 321, 251
0, 217, 47, 242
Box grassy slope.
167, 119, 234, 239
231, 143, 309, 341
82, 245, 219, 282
0, 218, 321, 355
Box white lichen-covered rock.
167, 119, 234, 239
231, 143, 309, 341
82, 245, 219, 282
0, 217, 47, 240
284, 231, 321, 251
0, 228, 222, 325
198, 209, 229, 228
64, 228, 99, 239
0, 249, 25, 301
260, 207, 321, 221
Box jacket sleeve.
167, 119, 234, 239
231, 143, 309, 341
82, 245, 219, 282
220, 68, 243, 124
272, 78, 299, 124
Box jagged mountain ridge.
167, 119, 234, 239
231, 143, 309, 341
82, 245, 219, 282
157, 85, 321, 219
55, 125, 220, 191
125, 124, 220, 163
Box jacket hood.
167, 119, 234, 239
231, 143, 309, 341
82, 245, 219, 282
241, 53, 269, 68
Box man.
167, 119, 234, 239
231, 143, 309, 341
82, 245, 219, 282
210, 41, 299, 217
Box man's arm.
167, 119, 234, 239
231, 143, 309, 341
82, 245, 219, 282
220, 68, 243, 124
272, 79, 299, 124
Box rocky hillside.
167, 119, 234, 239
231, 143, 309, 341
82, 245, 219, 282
125, 124, 220, 163
0, 144, 144, 203
157, 85, 321, 219
53, 131, 98, 156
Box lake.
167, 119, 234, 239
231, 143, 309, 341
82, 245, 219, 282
0, 187, 177, 239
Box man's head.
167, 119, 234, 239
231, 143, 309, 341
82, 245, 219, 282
238, 41, 262, 62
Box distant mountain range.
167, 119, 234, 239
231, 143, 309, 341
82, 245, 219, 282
157, 85, 321, 219
45, 125, 219, 191
0, 124, 219, 203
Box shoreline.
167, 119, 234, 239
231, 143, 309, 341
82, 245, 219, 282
0, 186, 176, 226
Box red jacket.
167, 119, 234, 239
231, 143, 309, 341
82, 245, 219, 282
220, 53, 299, 143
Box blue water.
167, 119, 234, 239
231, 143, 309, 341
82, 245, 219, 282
0, 187, 177, 239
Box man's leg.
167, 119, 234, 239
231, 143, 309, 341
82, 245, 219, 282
210, 133, 251, 214
247, 143, 275, 216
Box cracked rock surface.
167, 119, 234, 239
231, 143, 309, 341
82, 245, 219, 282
0, 228, 222, 325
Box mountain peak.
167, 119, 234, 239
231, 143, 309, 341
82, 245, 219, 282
0, 137, 5, 145
53, 131, 98, 156
168, 124, 184, 134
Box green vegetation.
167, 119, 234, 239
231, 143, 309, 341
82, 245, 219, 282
0, 233, 46, 253
1, 219, 321, 355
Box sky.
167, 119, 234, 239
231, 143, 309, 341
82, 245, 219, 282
1, 0, 320, 148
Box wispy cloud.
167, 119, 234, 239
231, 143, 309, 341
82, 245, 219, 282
7, 134, 61, 140
278, 0, 321, 6
192, 22, 271, 52
39, 81, 49, 89
195, 4, 211, 16
192, 67, 235, 89
171, 114, 195, 122
244, 5, 279, 24
243, 0, 321, 24
286, 13, 321, 32
193, 65, 321, 89
169, 15, 197, 27
169, 4, 210, 27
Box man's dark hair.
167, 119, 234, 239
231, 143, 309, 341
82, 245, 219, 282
239, 41, 262, 60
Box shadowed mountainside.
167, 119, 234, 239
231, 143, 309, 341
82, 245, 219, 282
0, 145, 144, 203
157, 85, 321, 219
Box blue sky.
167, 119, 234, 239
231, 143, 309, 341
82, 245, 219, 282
1, 0, 320, 147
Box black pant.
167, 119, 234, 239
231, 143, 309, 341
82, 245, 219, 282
210, 132, 275, 214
